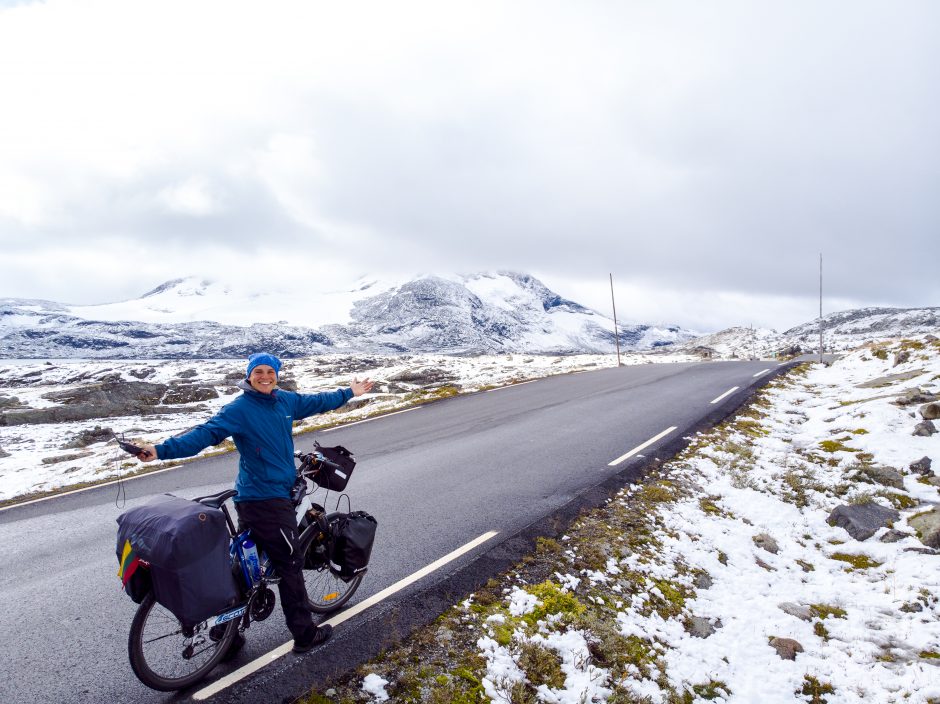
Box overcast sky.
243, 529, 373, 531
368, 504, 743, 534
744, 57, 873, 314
0, 0, 937, 333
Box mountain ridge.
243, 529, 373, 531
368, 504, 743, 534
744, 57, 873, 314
0, 272, 697, 358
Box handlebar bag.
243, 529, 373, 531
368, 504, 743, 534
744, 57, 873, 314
116, 494, 238, 627
314, 442, 356, 492
330, 511, 377, 579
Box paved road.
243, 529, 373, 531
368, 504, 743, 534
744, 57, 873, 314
0, 359, 791, 703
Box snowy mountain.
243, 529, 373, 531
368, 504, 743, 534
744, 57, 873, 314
671, 326, 781, 359
783, 306, 940, 350
676, 306, 940, 359
0, 272, 698, 358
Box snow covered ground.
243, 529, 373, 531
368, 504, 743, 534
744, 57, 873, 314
335, 337, 940, 704
0, 351, 701, 503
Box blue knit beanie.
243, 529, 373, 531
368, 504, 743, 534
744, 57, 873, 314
246, 353, 281, 378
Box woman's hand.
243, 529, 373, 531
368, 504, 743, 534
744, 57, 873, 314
350, 377, 374, 397
137, 443, 158, 462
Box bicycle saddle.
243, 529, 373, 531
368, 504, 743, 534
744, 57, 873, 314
192, 489, 237, 509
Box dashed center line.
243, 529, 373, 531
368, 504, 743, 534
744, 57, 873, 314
752, 368, 771, 378
709, 386, 740, 404
607, 426, 678, 467
193, 530, 500, 700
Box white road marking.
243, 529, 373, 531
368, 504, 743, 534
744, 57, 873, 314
607, 426, 678, 467
320, 407, 419, 432
752, 368, 771, 378
486, 379, 538, 391
709, 386, 740, 404
192, 530, 500, 701
0, 463, 186, 512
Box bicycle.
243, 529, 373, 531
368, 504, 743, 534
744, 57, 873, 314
126, 445, 367, 691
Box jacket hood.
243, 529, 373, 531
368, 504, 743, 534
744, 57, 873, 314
237, 378, 278, 400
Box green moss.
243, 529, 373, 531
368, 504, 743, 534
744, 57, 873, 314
699, 496, 728, 516
735, 419, 769, 437
920, 651, 940, 659
810, 604, 847, 620
830, 553, 882, 570
492, 620, 515, 647
872, 348, 889, 360
882, 492, 919, 510
691, 681, 731, 700
639, 481, 678, 503
522, 581, 585, 628
814, 621, 830, 641
800, 675, 835, 703
517, 640, 565, 689
851, 428, 869, 435
796, 559, 815, 572
819, 439, 861, 453
650, 579, 690, 619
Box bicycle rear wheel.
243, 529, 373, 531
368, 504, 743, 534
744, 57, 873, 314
301, 514, 364, 613
128, 593, 238, 691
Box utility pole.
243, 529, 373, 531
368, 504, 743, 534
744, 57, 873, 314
609, 273, 622, 367
818, 253, 823, 363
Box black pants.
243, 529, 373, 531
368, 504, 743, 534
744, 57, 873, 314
235, 498, 312, 638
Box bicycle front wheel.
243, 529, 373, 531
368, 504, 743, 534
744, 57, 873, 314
128, 593, 238, 691
301, 516, 364, 614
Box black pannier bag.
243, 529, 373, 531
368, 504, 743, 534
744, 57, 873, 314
116, 494, 238, 627
330, 511, 377, 579
314, 442, 356, 491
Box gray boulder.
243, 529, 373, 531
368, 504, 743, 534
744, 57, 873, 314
894, 350, 911, 366
895, 388, 940, 406
910, 456, 933, 476
850, 465, 904, 490
0, 445, 9, 459
162, 385, 219, 405
827, 503, 900, 541
909, 507, 940, 549
63, 425, 115, 449
921, 403, 940, 421
914, 420, 937, 437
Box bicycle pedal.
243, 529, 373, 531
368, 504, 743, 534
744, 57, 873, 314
264, 576, 282, 585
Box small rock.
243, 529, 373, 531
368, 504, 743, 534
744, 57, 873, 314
914, 420, 938, 437
921, 403, 940, 421
693, 571, 713, 590
178, 368, 198, 379
827, 503, 900, 541
755, 556, 775, 571
910, 456, 933, 476
769, 637, 804, 661
894, 350, 911, 367
880, 529, 912, 543
778, 602, 813, 621
900, 602, 924, 613
0, 445, 9, 459
904, 547, 939, 556
687, 616, 722, 638
753, 533, 780, 554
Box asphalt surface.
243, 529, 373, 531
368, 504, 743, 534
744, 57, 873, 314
0, 359, 796, 703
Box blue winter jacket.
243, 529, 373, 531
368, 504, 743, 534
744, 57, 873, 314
156, 380, 353, 502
